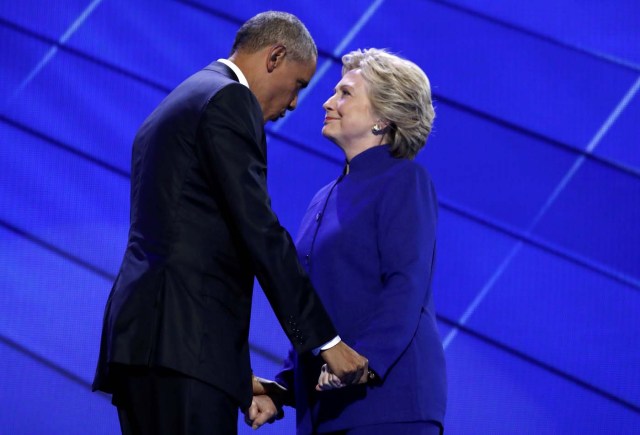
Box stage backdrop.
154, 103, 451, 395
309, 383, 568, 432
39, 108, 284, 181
1, 1, 639, 433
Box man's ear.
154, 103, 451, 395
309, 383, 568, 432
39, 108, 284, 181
266, 45, 287, 73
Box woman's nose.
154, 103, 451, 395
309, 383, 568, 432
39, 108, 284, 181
323, 95, 335, 111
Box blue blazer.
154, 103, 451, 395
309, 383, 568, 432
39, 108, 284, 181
277, 145, 447, 433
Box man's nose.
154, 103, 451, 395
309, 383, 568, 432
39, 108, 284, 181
288, 94, 299, 111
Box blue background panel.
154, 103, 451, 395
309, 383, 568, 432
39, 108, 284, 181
1, 1, 639, 433
0, 124, 129, 274
533, 159, 640, 281
445, 332, 640, 434
420, 104, 580, 229
431, 210, 517, 320
5, 51, 165, 173
184, 0, 381, 56
0, 1, 92, 41
467, 243, 640, 406
68, 1, 241, 91
1, 340, 118, 435
443, 0, 640, 67
0, 224, 109, 378
596, 93, 640, 171
0, 27, 50, 103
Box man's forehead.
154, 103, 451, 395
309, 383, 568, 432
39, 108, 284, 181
287, 59, 316, 80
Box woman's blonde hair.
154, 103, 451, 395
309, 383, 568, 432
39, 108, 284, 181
342, 48, 435, 159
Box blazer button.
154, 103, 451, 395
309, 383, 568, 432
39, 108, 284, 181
315, 212, 322, 221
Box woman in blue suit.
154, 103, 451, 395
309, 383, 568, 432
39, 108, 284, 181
260, 48, 446, 434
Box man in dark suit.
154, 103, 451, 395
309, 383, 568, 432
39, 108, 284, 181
92, 11, 368, 434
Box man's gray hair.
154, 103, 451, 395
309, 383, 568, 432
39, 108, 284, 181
231, 11, 317, 62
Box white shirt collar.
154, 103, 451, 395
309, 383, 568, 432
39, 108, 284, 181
217, 58, 249, 88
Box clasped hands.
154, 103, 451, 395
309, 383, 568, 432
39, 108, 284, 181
244, 341, 369, 430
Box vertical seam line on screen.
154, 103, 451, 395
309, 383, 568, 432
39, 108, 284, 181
270, 0, 386, 132
442, 74, 640, 350
6, 0, 103, 105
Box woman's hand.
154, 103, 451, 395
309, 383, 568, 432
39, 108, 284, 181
316, 364, 346, 391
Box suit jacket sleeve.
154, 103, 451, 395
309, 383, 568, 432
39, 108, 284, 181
354, 166, 438, 380
195, 83, 337, 353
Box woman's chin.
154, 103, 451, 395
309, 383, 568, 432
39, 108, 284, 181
321, 127, 336, 140
321, 132, 339, 145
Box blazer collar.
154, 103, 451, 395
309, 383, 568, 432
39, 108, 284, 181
216, 58, 249, 88
203, 60, 249, 89
344, 145, 394, 175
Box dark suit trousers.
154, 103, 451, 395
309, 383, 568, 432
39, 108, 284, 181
111, 364, 239, 435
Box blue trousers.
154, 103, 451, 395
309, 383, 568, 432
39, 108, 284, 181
324, 420, 443, 435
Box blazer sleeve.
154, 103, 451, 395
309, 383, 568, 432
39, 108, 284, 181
274, 346, 297, 407
354, 165, 438, 380
195, 83, 337, 353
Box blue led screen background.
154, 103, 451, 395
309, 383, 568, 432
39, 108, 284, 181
1, 1, 639, 433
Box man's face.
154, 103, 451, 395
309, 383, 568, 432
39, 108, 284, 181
262, 58, 316, 123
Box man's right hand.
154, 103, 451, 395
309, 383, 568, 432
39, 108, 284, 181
320, 341, 368, 385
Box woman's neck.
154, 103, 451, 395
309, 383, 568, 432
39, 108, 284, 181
341, 137, 388, 161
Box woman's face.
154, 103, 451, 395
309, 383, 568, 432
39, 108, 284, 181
322, 69, 378, 148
